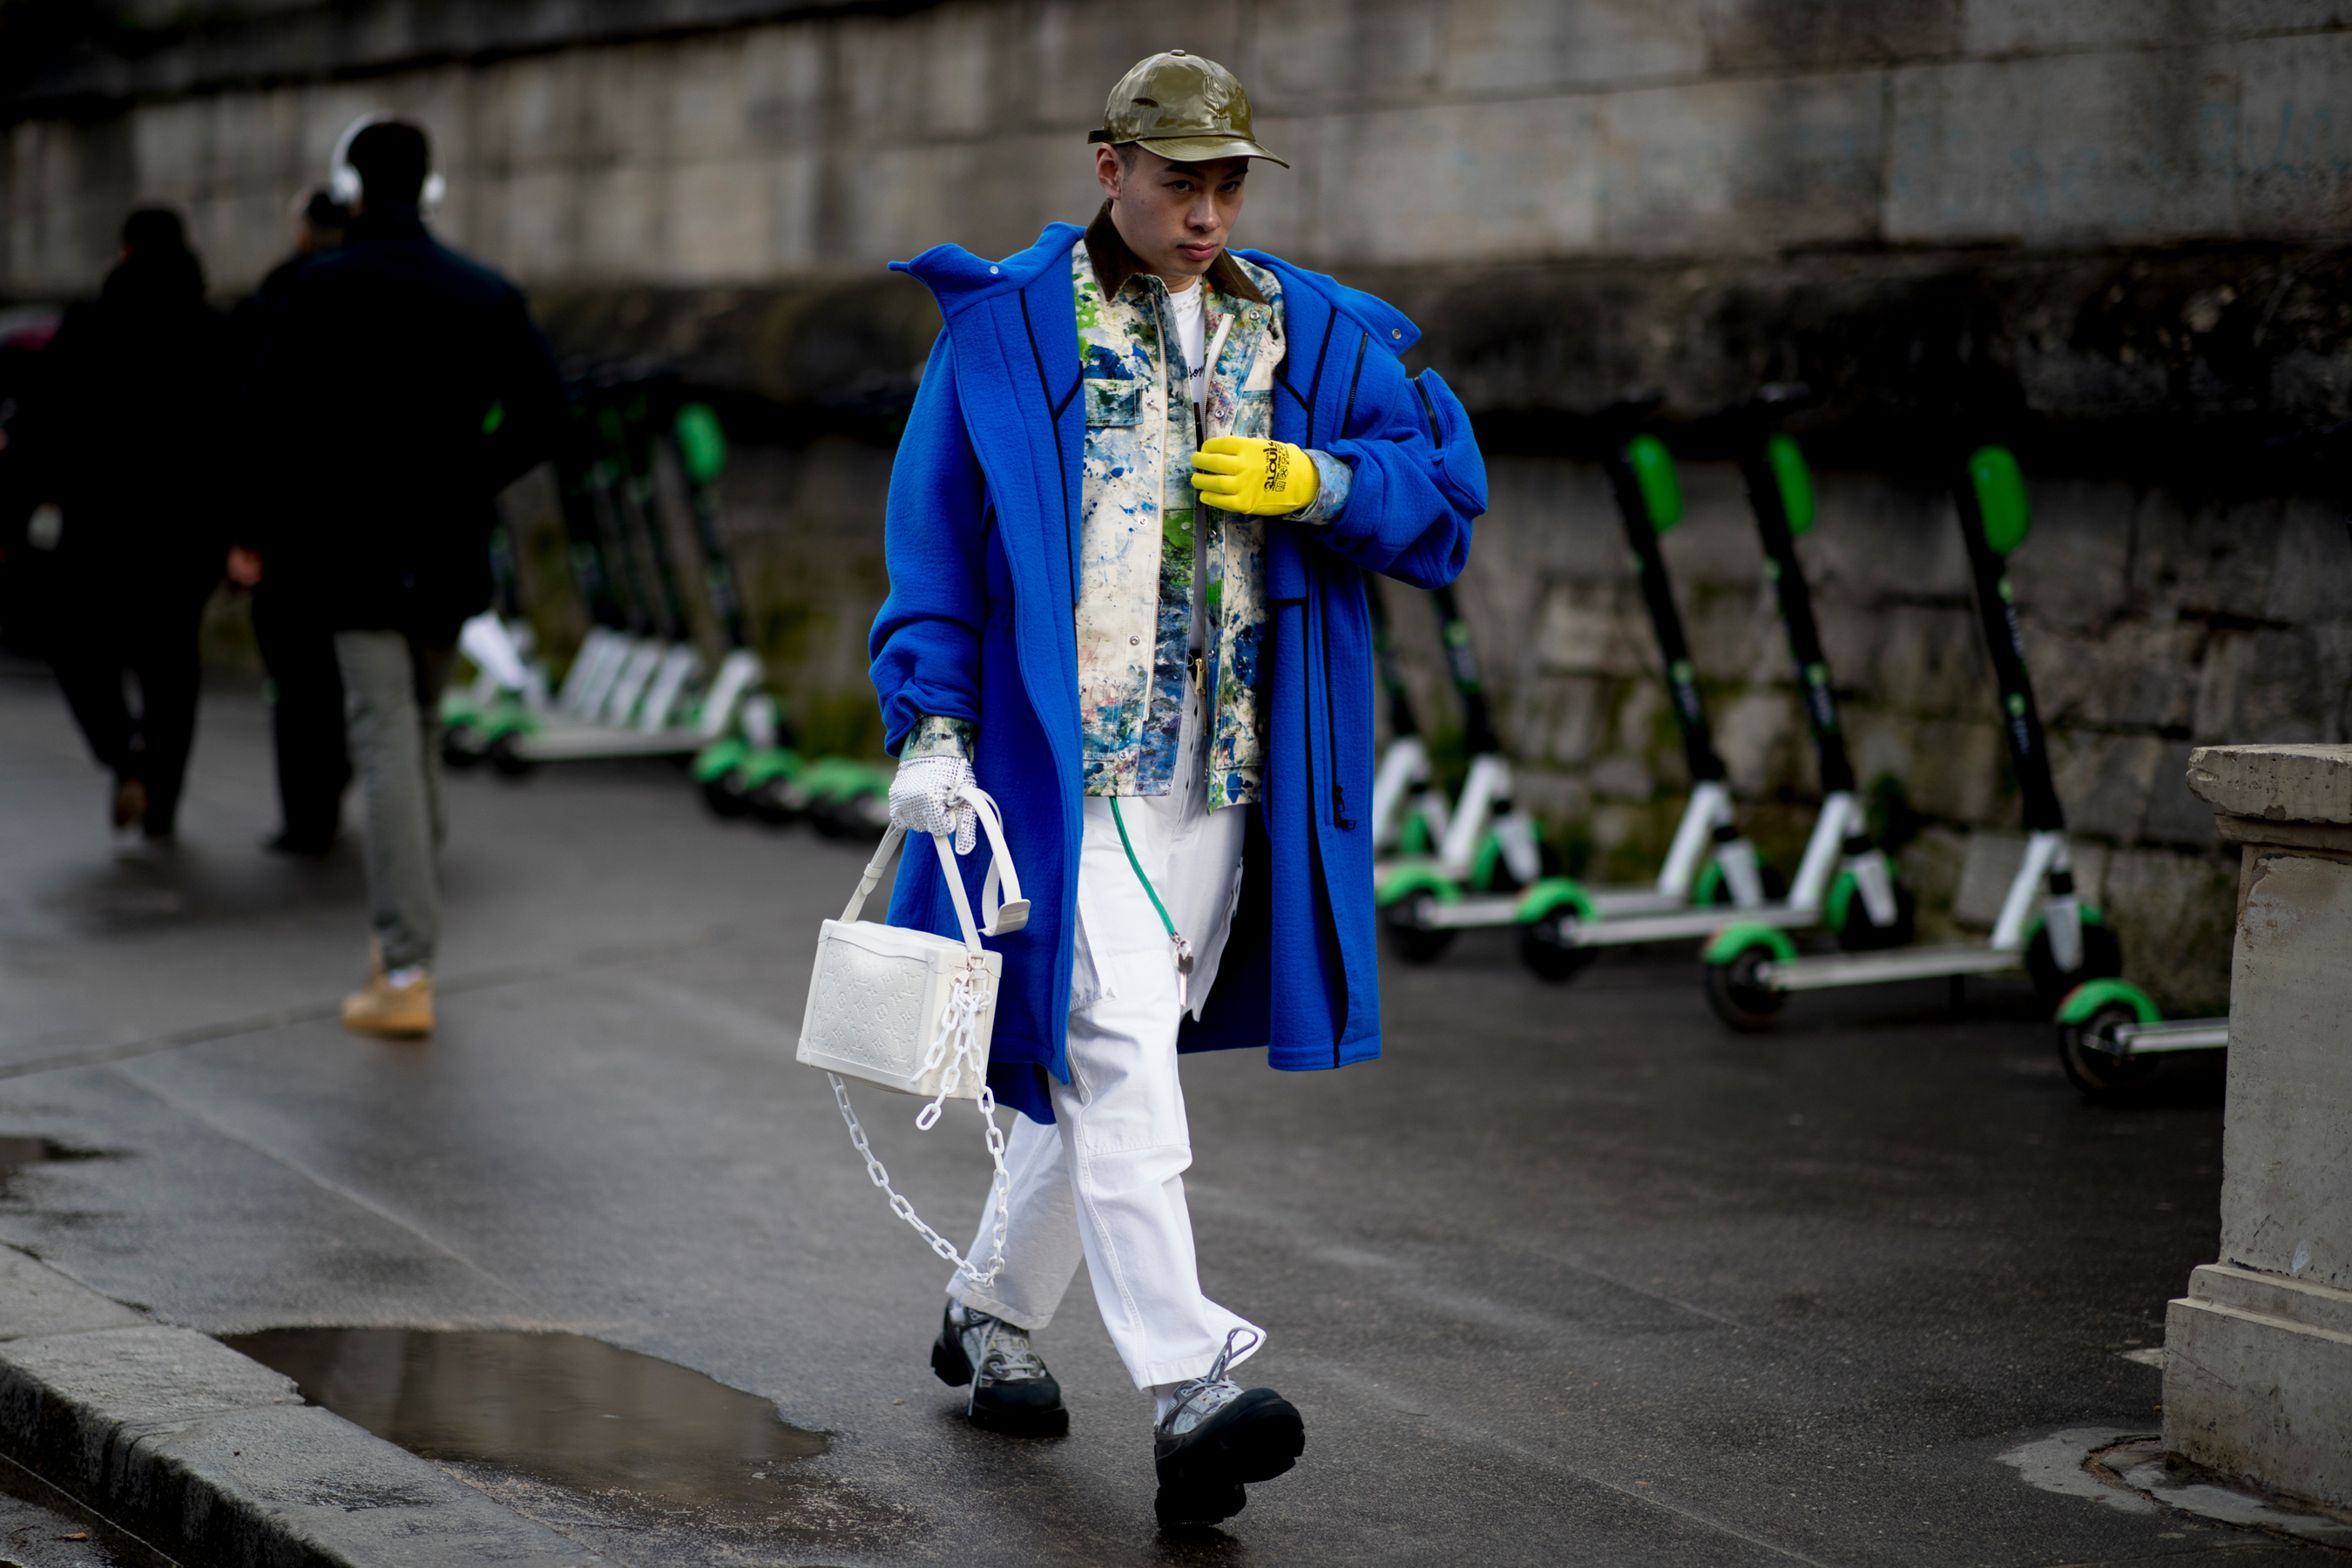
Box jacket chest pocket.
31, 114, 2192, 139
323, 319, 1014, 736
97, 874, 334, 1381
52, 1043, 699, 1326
1084, 379, 1139, 427
1081, 344, 1140, 428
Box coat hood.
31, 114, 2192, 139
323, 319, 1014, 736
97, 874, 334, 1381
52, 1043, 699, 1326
893, 225, 1423, 354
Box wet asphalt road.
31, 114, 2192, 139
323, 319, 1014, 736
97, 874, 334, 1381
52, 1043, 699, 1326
0, 659, 2321, 1567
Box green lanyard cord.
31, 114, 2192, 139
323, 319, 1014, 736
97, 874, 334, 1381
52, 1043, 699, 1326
1108, 796, 1178, 938
1107, 797, 1197, 1004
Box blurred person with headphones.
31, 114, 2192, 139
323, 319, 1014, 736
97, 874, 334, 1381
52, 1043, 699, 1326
244, 116, 564, 1037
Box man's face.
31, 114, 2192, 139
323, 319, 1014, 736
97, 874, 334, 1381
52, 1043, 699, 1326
1097, 146, 1250, 289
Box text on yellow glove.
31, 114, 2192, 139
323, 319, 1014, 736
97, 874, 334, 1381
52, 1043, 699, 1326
1190, 436, 1320, 516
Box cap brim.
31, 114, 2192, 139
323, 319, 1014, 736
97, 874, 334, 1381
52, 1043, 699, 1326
1133, 135, 1289, 170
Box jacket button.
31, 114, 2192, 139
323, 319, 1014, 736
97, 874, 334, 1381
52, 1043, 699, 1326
1391, 328, 1402, 339
989, 265, 1000, 275
1130, 635, 1140, 645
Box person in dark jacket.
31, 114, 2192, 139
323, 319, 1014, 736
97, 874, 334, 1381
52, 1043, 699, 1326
231, 189, 352, 856
16, 207, 230, 841
245, 118, 564, 1037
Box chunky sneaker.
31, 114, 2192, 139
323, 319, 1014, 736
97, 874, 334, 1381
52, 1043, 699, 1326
341, 965, 434, 1038
931, 1301, 1068, 1437
1152, 1329, 1305, 1530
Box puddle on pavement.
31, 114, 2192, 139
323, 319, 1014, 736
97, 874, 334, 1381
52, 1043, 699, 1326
222, 1328, 828, 1521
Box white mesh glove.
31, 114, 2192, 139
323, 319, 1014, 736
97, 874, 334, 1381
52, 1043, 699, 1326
889, 754, 977, 854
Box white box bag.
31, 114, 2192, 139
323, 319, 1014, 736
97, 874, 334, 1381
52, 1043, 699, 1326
799, 784, 1027, 1285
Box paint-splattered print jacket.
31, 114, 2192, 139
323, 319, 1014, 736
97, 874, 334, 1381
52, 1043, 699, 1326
1071, 222, 1349, 811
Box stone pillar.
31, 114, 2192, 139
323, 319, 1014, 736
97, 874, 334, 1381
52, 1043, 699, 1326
2164, 743, 2352, 1507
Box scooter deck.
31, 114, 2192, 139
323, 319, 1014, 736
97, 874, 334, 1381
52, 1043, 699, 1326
513, 720, 707, 761
1584, 886, 1692, 919
1760, 943, 2018, 993
1569, 902, 1815, 948
2113, 1018, 2230, 1055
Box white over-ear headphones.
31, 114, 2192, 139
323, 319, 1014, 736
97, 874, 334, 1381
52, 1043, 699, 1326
328, 113, 446, 213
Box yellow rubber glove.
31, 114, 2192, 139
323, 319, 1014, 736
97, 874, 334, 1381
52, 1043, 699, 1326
1190, 436, 1321, 516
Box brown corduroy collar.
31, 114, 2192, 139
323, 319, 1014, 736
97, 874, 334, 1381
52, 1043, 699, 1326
1084, 201, 1267, 308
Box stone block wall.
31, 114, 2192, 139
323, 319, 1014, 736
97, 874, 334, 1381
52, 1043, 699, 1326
10, 1, 2352, 295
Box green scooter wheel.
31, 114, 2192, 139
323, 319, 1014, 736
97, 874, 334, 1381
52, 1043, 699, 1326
1696, 860, 1789, 905
486, 731, 537, 778
2056, 999, 2159, 1099
1515, 909, 1596, 983
701, 772, 753, 819
1705, 944, 1785, 1031
2026, 923, 2123, 1008
1380, 890, 1456, 964
1834, 882, 1916, 952
442, 724, 490, 771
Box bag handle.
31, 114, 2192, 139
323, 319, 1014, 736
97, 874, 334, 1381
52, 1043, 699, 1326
837, 785, 1027, 944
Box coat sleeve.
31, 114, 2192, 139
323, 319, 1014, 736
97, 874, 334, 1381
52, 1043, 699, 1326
1312, 342, 1479, 591
868, 332, 992, 754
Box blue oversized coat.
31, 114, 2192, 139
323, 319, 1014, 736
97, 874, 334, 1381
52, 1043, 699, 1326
870, 221, 1485, 1124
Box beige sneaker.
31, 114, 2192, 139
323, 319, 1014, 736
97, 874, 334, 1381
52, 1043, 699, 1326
112, 777, 146, 831
342, 965, 433, 1038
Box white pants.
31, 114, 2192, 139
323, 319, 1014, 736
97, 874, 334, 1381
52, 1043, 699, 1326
950, 676, 1259, 1389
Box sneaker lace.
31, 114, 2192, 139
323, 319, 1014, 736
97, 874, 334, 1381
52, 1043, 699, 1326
978, 1321, 1046, 1382
1165, 1326, 1260, 1423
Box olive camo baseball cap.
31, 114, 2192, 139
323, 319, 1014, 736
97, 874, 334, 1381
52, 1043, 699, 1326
1090, 51, 1288, 168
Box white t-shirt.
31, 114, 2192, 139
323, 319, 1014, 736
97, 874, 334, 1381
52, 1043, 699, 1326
1168, 280, 1207, 416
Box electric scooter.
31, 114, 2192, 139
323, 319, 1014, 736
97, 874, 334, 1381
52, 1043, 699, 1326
1512, 388, 1912, 981
1377, 399, 1769, 961
1700, 444, 2125, 1028
1373, 579, 1557, 961
1366, 575, 1450, 858
661, 398, 792, 816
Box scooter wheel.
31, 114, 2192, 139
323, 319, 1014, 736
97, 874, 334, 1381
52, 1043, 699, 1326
701, 774, 752, 819
1835, 882, 1916, 952
1380, 892, 1457, 964
2025, 923, 2123, 1008
842, 791, 893, 840
1515, 910, 1596, 983
744, 774, 804, 827
1477, 841, 1565, 896
1705, 944, 1786, 1031
1698, 861, 1790, 905
441, 725, 488, 771
2057, 1000, 2160, 1099
486, 733, 537, 778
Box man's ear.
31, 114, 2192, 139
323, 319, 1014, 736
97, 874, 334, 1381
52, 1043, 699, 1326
1095, 145, 1124, 203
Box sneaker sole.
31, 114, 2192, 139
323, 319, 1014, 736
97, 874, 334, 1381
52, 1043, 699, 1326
1155, 1389, 1305, 1494
967, 1399, 1071, 1439
1155, 1479, 1247, 1530
341, 1018, 432, 1038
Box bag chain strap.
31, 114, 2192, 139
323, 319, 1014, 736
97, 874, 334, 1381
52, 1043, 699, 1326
821, 789, 1019, 1288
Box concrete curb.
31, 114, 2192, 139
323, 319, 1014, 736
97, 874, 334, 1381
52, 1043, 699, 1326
0, 1247, 601, 1566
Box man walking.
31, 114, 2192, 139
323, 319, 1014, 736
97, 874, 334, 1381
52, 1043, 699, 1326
232, 189, 352, 856
870, 51, 1484, 1529
16, 207, 229, 841
247, 118, 563, 1037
